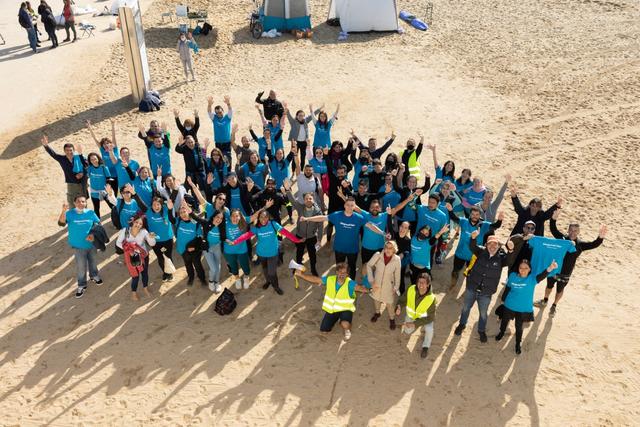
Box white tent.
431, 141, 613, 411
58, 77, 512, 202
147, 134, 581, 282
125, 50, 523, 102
110, 0, 139, 15
327, 0, 399, 32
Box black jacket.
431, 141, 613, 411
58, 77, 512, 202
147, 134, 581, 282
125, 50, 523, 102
510, 195, 559, 237
175, 116, 200, 142
466, 237, 510, 296
550, 219, 603, 276
252, 189, 287, 221
89, 223, 110, 252
255, 92, 284, 120
175, 142, 206, 173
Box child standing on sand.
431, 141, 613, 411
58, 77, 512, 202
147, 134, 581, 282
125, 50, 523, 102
177, 33, 195, 82
187, 32, 199, 54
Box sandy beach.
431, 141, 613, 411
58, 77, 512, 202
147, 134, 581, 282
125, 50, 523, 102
0, 0, 639, 425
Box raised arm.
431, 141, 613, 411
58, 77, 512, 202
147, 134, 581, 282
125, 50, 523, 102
224, 95, 232, 119
230, 124, 239, 151
57, 202, 69, 227
331, 104, 340, 122
309, 104, 317, 124
491, 174, 510, 212
207, 96, 213, 116
41, 135, 64, 161
186, 176, 207, 207
255, 104, 267, 126
110, 118, 117, 146
85, 119, 101, 148
174, 109, 186, 134
426, 143, 438, 171
582, 225, 606, 250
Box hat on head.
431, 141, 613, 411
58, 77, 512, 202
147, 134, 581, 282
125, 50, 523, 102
486, 235, 500, 244
524, 220, 536, 228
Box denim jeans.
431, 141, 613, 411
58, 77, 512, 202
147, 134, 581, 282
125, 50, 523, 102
26, 27, 37, 52
74, 247, 99, 287
402, 315, 434, 348
459, 288, 492, 333
203, 244, 223, 282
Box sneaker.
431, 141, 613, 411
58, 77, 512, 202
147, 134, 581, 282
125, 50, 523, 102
62, 38, 70, 42
235, 279, 242, 290
515, 343, 522, 355
435, 253, 443, 265
550, 305, 556, 318
495, 331, 504, 341
274, 286, 284, 295
262, 282, 270, 290
389, 319, 396, 330
91, 277, 103, 286
208, 280, 216, 292
533, 299, 548, 308
479, 332, 488, 343
187, 278, 194, 287
344, 329, 351, 341
166, 274, 174, 282
252, 257, 260, 266
420, 347, 429, 359
454, 324, 465, 336
75, 287, 86, 298
162, 273, 169, 282
242, 277, 250, 289
370, 313, 380, 323
214, 283, 222, 293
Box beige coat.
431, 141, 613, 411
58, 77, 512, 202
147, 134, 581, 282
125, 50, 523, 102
366, 252, 401, 305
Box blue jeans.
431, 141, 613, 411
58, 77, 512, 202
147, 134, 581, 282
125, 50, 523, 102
26, 27, 37, 52
203, 244, 223, 282
459, 288, 492, 333
74, 247, 99, 287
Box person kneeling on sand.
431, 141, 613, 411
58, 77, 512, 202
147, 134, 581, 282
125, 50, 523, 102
295, 262, 370, 341
395, 273, 436, 359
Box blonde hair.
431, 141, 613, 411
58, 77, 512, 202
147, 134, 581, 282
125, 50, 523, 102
384, 240, 398, 254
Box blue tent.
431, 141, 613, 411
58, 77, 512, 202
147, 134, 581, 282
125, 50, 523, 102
262, 0, 311, 32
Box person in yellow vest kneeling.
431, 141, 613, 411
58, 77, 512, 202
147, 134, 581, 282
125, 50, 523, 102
295, 262, 370, 341
395, 273, 436, 359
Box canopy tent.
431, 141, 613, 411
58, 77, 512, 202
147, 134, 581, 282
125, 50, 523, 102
327, 0, 399, 32
262, 0, 312, 32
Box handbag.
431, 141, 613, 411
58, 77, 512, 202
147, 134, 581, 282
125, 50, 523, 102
214, 288, 237, 315
163, 254, 176, 274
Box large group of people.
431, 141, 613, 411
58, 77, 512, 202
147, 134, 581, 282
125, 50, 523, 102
18, 0, 76, 53
46, 90, 607, 358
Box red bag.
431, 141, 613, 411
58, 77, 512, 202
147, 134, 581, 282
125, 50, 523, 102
321, 173, 330, 194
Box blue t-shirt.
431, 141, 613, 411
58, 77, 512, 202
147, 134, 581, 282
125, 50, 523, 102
114, 159, 140, 188
456, 218, 492, 261
148, 144, 171, 175
464, 188, 486, 206
256, 136, 272, 160
310, 157, 327, 174
100, 146, 119, 176
361, 211, 387, 250
398, 195, 419, 222
328, 211, 367, 254
313, 121, 333, 149
208, 161, 228, 191
504, 272, 540, 313
267, 123, 284, 152
416, 205, 448, 235
241, 163, 267, 189
351, 161, 372, 187
204, 202, 229, 222
65, 209, 100, 249
528, 236, 576, 276
118, 199, 142, 229
86, 164, 111, 198
321, 275, 357, 297
147, 206, 174, 242
378, 186, 402, 210
175, 219, 202, 255
434, 166, 455, 183
251, 221, 283, 258
228, 187, 245, 213
133, 177, 154, 208
269, 158, 291, 188
207, 224, 221, 246
455, 179, 473, 194
223, 221, 249, 255
410, 235, 434, 269
213, 114, 232, 143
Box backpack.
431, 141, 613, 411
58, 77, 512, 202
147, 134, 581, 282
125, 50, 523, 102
214, 288, 237, 315
201, 22, 212, 35
138, 98, 154, 113
111, 199, 125, 230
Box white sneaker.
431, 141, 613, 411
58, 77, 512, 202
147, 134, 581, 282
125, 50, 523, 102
344, 330, 351, 341
315, 243, 321, 251
214, 283, 222, 293
75, 287, 86, 299
235, 279, 242, 290
242, 277, 250, 289
208, 280, 216, 292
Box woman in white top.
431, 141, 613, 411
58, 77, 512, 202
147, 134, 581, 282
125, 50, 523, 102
156, 173, 188, 214
116, 213, 157, 301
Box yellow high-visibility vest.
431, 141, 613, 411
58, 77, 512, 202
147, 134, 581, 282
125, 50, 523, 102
405, 285, 435, 320
400, 150, 422, 180
322, 276, 356, 313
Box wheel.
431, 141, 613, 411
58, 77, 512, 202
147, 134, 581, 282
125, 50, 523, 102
252, 22, 263, 39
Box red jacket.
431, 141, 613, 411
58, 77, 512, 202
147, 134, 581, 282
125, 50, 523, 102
123, 241, 148, 278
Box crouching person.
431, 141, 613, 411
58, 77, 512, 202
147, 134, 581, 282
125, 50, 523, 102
396, 273, 436, 359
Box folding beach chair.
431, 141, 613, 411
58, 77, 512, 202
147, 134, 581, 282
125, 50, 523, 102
79, 22, 96, 38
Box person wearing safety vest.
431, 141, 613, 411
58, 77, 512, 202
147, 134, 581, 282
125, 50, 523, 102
295, 262, 370, 341
399, 134, 424, 183
395, 273, 436, 359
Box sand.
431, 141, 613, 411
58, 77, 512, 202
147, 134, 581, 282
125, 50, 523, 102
0, 0, 639, 425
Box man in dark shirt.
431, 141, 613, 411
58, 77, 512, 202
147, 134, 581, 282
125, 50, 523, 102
534, 210, 606, 317
509, 184, 560, 236
454, 232, 513, 343
42, 135, 88, 205
175, 135, 207, 199
354, 130, 395, 160
255, 90, 284, 120
326, 165, 353, 243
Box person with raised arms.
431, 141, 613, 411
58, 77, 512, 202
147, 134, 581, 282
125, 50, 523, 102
207, 95, 233, 163
116, 213, 157, 301
255, 89, 284, 120
249, 123, 277, 161
108, 146, 140, 190
399, 134, 424, 182
221, 172, 256, 217
204, 146, 229, 196
284, 101, 320, 169
77, 148, 113, 217
496, 259, 557, 354
139, 126, 172, 177
57, 196, 103, 299
86, 119, 120, 195
509, 183, 560, 236
256, 105, 286, 153
353, 129, 396, 161
173, 109, 200, 142
301, 196, 385, 280
105, 183, 148, 230
175, 135, 208, 198
416, 193, 449, 267
295, 262, 371, 341
475, 174, 511, 222
42, 135, 88, 206
146, 196, 176, 283
239, 151, 269, 191
453, 230, 513, 343
534, 210, 607, 317
127, 166, 156, 209
310, 103, 340, 149
409, 223, 450, 284
395, 273, 437, 359
426, 143, 455, 185
156, 173, 188, 214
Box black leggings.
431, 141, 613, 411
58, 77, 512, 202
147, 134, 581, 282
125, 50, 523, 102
182, 249, 205, 281
46, 28, 58, 47
499, 311, 525, 344
131, 257, 149, 291
335, 251, 358, 280
361, 247, 379, 265
152, 239, 174, 273
295, 140, 307, 173
91, 196, 114, 218
295, 235, 317, 272
261, 255, 280, 289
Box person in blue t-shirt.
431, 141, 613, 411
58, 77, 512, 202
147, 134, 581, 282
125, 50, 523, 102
239, 152, 269, 190
144, 131, 172, 176
426, 143, 455, 188
310, 103, 340, 149
130, 166, 156, 209
446, 204, 503, 290
57, 195, 103, 299
147, 196, 176, 282
267, 146, 295, 188
205, 147, 230, 195
207, 95, 233, 162
454, 169, 473, 194
106, 183, 148, 230
80, 152, 114, 217
416, 194, 449, 267
86, 118, 121, 195
108, 147, 140, 189
409, 223, 449, 284
462, 177, 486, 209
256, 105, 286, 153
202, 210, 225, 293
495, 259, 556, 354
249, 124, 277, 160
302, 197, 384, 279
173, 202, 208, 286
